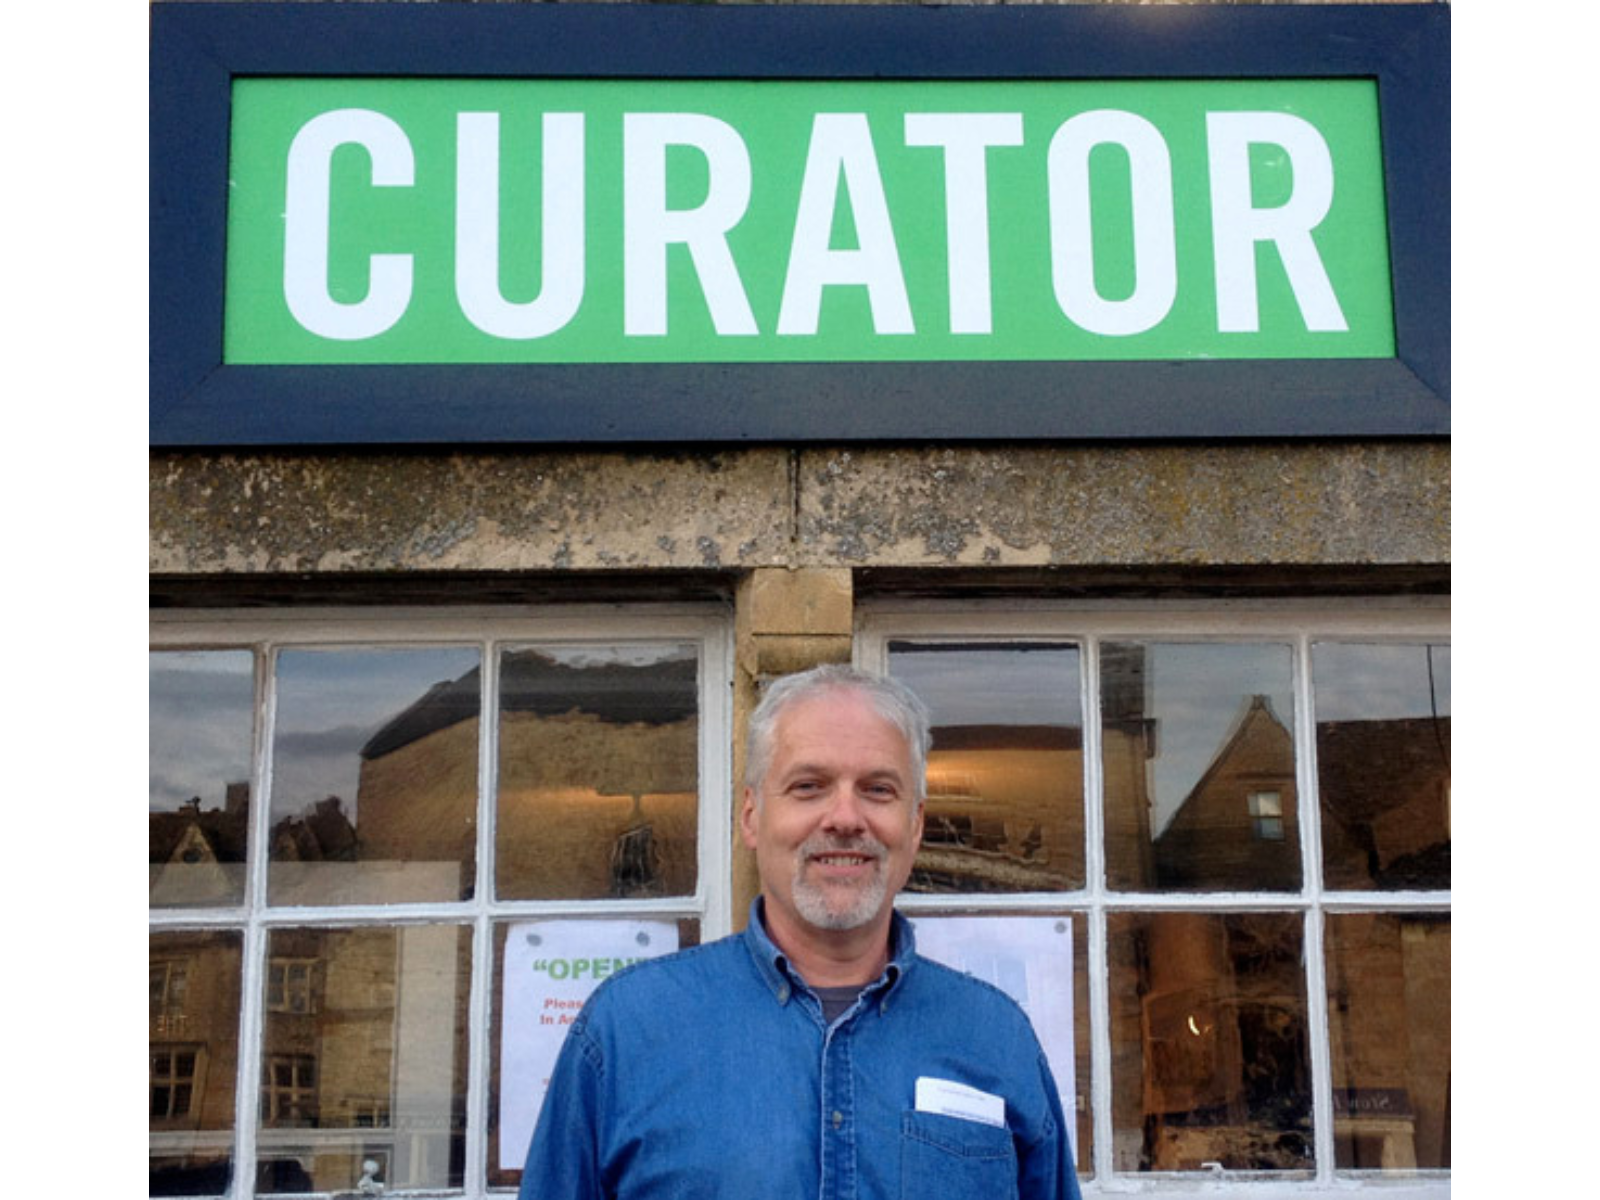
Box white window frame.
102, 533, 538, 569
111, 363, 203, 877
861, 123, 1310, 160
150, 604, 734, 1199
856, 596, 1449, 1200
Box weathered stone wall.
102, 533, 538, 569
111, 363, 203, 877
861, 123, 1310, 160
151, 442, 1448, 576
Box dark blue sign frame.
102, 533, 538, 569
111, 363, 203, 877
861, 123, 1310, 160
150, 1, 1448, 446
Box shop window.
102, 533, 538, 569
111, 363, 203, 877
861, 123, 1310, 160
1102, 641, 1301, 892
149, 650, 254, 908
1326, 913, 1450, 1171
148, 930, 242, 1194
1108, 911, 1312, 1171
495, 644, 701, 901
270, 647, 482, 906
860, 601, 1449, 1195
888, 642, 1084, 892
149, 608, 731, 1198
1312, 644, 1451, 890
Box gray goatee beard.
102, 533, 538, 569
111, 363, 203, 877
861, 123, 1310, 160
791, 834, 888, 931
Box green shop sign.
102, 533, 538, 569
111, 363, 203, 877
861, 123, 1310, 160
151, 2, 1448, 443
225, 78, 1393, 365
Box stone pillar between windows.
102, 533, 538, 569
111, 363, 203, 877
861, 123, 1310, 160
730, 567, 855, 928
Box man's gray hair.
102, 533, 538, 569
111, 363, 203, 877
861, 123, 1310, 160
744, 664, 932, 801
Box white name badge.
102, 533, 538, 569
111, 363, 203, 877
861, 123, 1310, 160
914, 1076, 1006, 1129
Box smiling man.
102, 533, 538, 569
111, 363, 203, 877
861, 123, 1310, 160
520, 664, 1080, 1200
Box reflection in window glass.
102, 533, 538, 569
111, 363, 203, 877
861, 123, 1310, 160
1108, 912, 1312, 1173
258, 925, 471, 1194
1326, 914, 1450, 1171
150, 651, 255, 907
1314, 644, 1451, 890
889, 643, 1084, 891
1102, 643, 1300, 892
496, 646, 699, 900
269, 648, 480, 905
150, 930, 243, 1196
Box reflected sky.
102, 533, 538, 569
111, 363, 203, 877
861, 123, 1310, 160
1134, 644, 1295, 834
271, 647, 480, 820
888, 644, 1082, 727
150, 651, 255, 812
1312, 643, 1450, 722
534, 644, 697, 669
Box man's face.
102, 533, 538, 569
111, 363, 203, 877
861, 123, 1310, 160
741, 688, 924, 947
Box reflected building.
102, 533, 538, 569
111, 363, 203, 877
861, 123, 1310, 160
1112, 910, 1313, 1172
150, 783, 366, 909
1317, 716, 1451, 890
489, 650, 699, 901
337, 649, 700, 902
1120, 694, 1450, 1172
254, 925, 472, 1193
149, 783, 251, 907
150, 931, 244, 1194
912, 724, 1087, 893
1114, 695, 1315, 1170
215, 650, 698, 1191
1153, 695, 1301, 892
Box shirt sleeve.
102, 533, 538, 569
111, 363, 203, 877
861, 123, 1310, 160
517, 1018, 607, 1200
1017, 1051, 1084, 1200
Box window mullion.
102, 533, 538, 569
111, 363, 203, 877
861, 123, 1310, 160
466, 915, 495, 1192
231, 641, 279, 1198
697, 625, 736, 940
463, 638, 500, 1194
1294, 632, 1338, 1182
1082, 634, 1117, 1184
1304, 907, 1336, 1183
248, 644, 280, 917
230, 921, 268, 1200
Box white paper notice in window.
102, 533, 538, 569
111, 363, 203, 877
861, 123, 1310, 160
909, 916, 1076, 1121
498, 920, 679, 1171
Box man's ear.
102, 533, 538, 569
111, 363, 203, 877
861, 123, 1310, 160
739, 787, 760, 850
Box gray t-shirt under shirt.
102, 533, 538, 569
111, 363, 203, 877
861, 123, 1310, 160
814, 984, 866, 1025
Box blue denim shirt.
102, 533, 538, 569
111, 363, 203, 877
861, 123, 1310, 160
519, 900, 1081, 1200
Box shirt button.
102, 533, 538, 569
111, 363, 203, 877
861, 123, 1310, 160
777, 985, 790, 1003
832, 1110, 844, 1130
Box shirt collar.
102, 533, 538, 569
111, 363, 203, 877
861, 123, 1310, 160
741, 896, 917, 1007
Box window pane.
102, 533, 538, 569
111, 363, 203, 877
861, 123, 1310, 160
488, 918, 703, 1188
150, 930, 242, 1196
1103, 643, 1301, 892
1326, 913, 1450, 1170
1108, 912, 1312, 1173
1314, 643, 1451, 890
151, 651, 254, 907
269, 648, 480, 905
496, 646, 699, 900
258, 925, 471, 1193
889, 643, 1084, 891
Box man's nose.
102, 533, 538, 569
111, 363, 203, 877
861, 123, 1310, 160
821, 785, 868, 834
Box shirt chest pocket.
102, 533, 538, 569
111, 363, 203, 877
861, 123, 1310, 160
900, 1111, 1019, 1200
